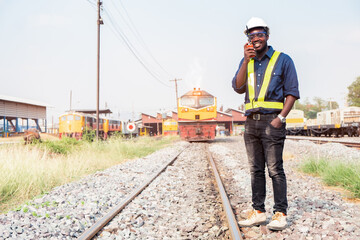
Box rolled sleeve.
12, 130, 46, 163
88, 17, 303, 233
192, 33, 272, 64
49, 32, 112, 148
232, 58, 246, 94
282, 55, 300, 99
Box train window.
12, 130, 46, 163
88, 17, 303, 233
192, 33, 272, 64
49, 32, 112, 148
181, 96, 196, 107
199, 97, 214, 107
67, 115, 74, 121
61, 116, 66, 121
75, 116, 81, 121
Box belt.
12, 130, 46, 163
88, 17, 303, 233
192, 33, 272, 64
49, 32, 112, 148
248, 113, 278, 121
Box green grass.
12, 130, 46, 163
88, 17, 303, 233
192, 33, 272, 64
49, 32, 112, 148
37, 137, 81, 155
0, 135, 179, 213
300, 157, 360, 198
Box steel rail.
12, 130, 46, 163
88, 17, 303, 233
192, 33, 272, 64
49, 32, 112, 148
287, 136, 360, 149
205, 145, 243, 240
78, 147, 187, 240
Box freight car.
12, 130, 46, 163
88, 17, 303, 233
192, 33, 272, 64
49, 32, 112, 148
59, 112, 122, 139
177, 88, 217, 141
286, 107, 360, 137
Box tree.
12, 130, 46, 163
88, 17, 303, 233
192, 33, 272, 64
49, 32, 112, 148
347, 77, 360, 107
325, 100, 339, 110
293, 97, 336, 119
313, 97, 327, 112
293, 98, 317, 119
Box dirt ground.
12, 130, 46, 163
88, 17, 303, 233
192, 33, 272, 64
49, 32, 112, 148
0, 133, 59, 142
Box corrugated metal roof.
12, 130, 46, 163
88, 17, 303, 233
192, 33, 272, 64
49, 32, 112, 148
217, 111, 232, 116
69, 109, 112, 114
0, 94, 52, 107
225, 108, 245, 114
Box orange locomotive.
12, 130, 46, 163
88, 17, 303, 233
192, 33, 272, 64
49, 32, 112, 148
177, 88, 217, 141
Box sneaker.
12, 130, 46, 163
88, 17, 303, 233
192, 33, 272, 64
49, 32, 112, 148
240, 209, 253, 219
238, 209, 266, 227
267, 212, 287, 231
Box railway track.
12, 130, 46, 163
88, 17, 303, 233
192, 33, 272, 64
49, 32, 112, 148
78, 143, 243, 240
78, 148, 186, 240
286, 136, 360, 149
205, 144, 242, 240
2, 137, 359, 239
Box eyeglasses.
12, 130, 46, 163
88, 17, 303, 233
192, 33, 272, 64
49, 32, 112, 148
247, 32, 267, 40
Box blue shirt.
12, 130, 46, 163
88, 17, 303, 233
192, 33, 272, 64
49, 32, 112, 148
232, 46, 300, 116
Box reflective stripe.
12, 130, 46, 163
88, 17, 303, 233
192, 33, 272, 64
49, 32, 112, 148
245, 101, 283, 110
246, 51, 283, 111
258, 51, 281, 102
247, 59, 256, 103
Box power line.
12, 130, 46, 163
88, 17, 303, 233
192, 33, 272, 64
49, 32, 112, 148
85, 0, 174, 88
85, 0, 96, 8
102, 7, 172, 87
114, 0, 174, 78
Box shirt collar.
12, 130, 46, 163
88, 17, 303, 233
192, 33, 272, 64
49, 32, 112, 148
254, 46, 274, 61
265, 46, 274, 59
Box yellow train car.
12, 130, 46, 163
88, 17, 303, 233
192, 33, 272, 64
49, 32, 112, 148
139, 125, 151, 136
177, 88, 217, 141
59, 112, 85, 139
59, 112, 122, 139
163, 119, 178, 136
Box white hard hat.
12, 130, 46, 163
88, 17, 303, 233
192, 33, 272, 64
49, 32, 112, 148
244, 17, 270, 35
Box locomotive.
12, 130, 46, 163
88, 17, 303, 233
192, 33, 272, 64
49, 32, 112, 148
59, 112, 139, 139
177, 88, 217, 141
286, 106, 360, 137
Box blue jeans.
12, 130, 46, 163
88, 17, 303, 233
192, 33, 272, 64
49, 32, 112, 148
244, 114, 288, 215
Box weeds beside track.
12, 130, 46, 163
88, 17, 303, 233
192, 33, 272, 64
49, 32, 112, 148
300, 157, 360, 198
0, 136, 179, 213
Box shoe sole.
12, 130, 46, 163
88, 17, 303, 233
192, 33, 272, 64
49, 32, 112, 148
238, 220, 266, 227
267, 225, 286, 231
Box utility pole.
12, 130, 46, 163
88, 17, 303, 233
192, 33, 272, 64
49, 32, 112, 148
70, 90, 72, 111
132, 102, 134, 121
96, 0, 104, 140
170, 78, 182, 108
328, 97, 333, 110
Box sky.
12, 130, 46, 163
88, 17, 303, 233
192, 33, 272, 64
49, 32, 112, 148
0, 0, 359, 122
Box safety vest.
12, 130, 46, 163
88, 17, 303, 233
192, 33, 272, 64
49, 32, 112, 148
245, 51, 283, 111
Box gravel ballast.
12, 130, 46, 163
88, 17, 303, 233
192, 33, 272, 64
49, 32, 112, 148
210, 136, 360, 239
0, 136, 359, 239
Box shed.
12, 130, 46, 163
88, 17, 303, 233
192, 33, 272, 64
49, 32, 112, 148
0, 95, 50, 137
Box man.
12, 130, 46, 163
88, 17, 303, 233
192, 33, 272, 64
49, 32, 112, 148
232, 17, 300, 231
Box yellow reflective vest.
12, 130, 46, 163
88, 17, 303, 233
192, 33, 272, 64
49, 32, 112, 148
245, 51, 284, 111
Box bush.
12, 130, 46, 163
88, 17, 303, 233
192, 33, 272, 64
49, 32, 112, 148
82, 130, 96, 142
35, 137, 81, 155
109, 131, 124, 139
